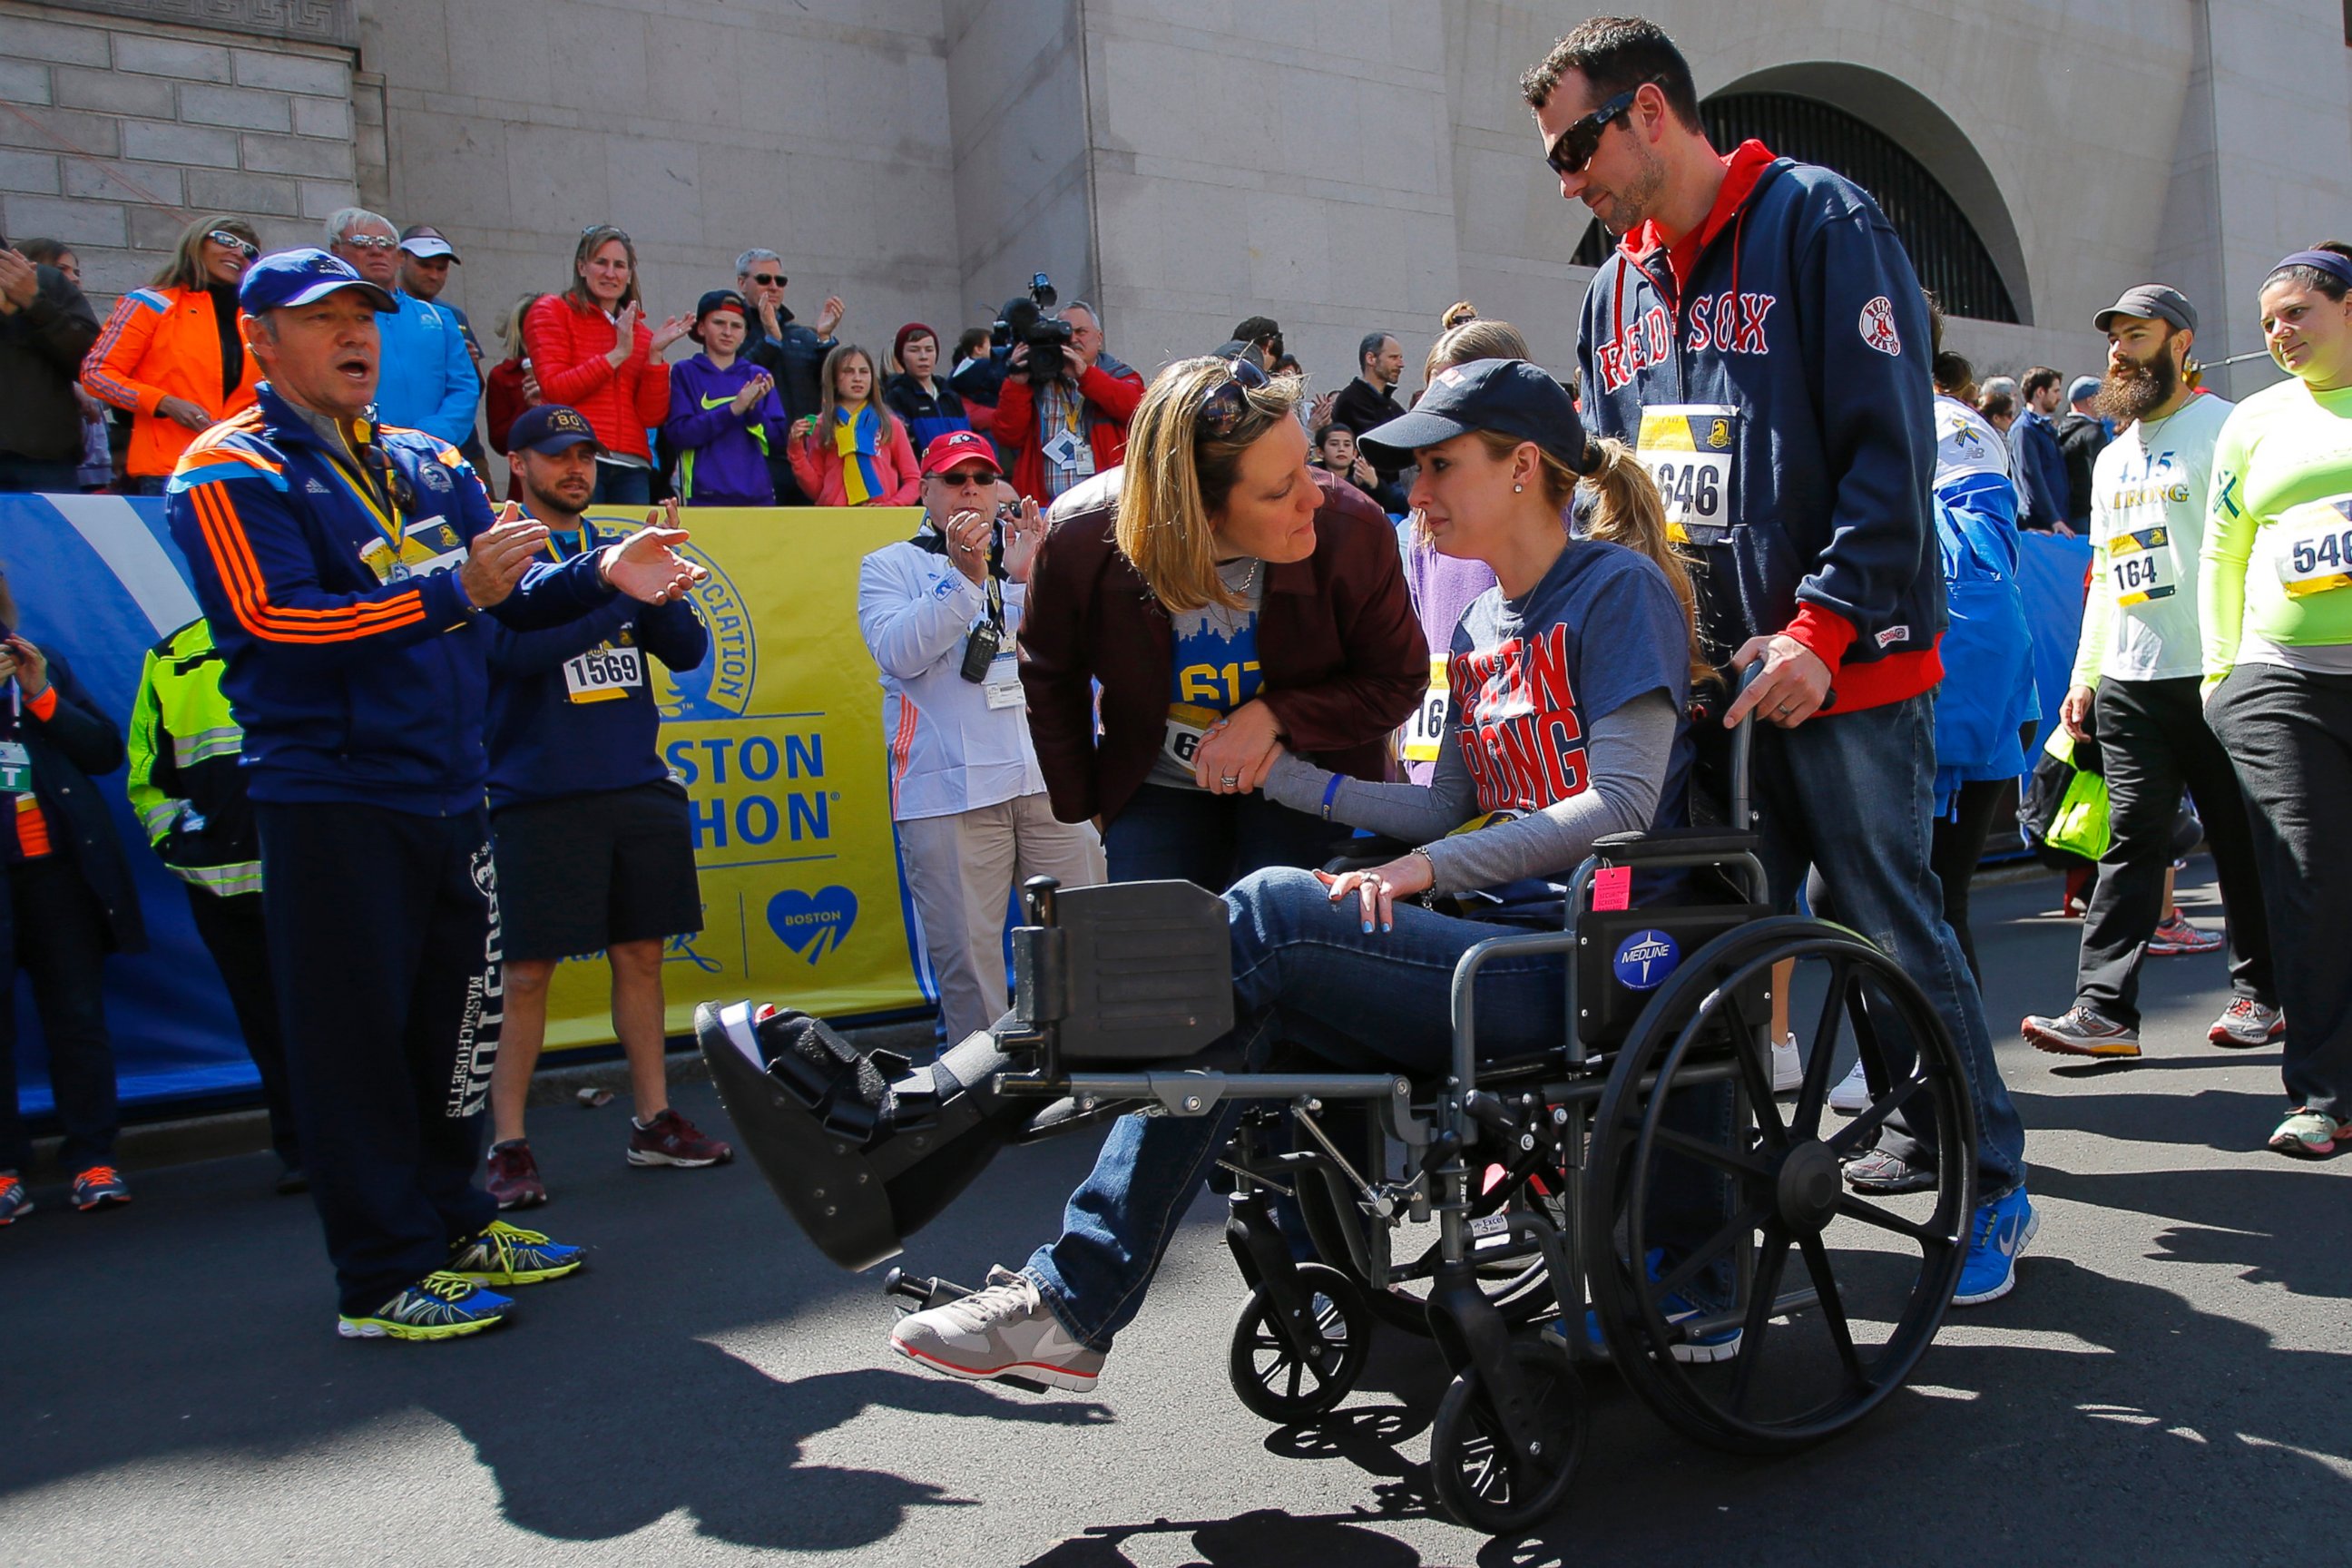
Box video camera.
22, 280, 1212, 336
994, 273, 1075, 387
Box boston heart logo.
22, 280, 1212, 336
767, 887, 858, 963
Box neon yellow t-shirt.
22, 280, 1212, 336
2200, 377, 2352, 683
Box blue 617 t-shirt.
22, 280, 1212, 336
1152, 556, 1266, 789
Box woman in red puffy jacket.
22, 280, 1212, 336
521, 226, 689, 505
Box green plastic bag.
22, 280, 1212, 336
2043, 765, 2112, 860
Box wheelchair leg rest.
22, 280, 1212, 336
1225, 1192, 1324, 1356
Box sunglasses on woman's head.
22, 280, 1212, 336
1196, 356, 1271, 439
1543, 81, 1660, 178
209, 230, 260, 259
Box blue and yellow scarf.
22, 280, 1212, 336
831, 406, 884, 505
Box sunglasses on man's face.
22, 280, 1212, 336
339, 234, 397, 251
936, 466, 1003, 489
1196, 356, 1271, 439
1544, 83, 1652, 179
746, 272, 786, 288
208, 230, 260, 260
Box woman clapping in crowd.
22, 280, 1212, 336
523, 224, 688, 506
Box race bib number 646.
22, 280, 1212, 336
1635, 404, 1739, 546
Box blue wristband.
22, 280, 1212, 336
1319, 774, 1344, 821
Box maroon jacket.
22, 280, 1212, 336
1020, 468, 1427, 826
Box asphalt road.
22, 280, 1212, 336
5, 860, 2348, 1568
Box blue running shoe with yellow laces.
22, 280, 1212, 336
1954, 1187, 2037, 1306
338, 1271, 513, 1340
447, 1220, 585, 1286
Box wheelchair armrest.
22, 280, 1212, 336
1591, 827, 1759, 865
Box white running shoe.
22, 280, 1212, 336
1771, 1033, 1801, 1094
890, 1266, 1105, 1392
1828, 1058, 1871, 1115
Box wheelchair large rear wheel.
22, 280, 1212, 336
1427, 1341, 1587, 1534
1227, 1262, 1372, 1423
1586, 917, 1976, 1455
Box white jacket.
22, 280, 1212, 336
858, 531, 1048, 821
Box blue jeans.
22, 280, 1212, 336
1027, 867, 1579, 1349
592, 463, 652, 506
1749, 694, 2026, 1197
1103, 783, 1335, 889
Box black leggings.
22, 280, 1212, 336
1928, 778, 2011, 985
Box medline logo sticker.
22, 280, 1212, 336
1612, 928, 1680, 992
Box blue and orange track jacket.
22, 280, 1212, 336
164, 382, 619, 816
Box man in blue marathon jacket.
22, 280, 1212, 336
1524, 16, 2034, 1305
165, 249, 704, 1342
328, 208, 480, 451
478, 406, 729, 1212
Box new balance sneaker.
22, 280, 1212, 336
1843, 1146, 1938, 1194
1828, 1058, 1871, 1115
1770, 1033, 1801, 1095
626, 1108, 733, 1169
2210, 998, 2286, 1049
485, 1140, 547, 1210
2147, 913, 2223, 956
2267, 1107, 2352, 1160
447, 1220, 584, 1286
1953, 1188, 2038, 1306
2021, 1005, 2141, 1059
1541, 1248, 1741, 1364
890, 1265, 1105, 1392
0, 1171, 29, 1225
71, 1165, 130, 1210
338, 1271, 514, 1341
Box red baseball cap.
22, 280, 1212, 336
919, 429, 998, 477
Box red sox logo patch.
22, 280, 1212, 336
1859, 296, 1902, 357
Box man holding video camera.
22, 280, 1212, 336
858, 430, 1104, 1044
991, 293, 1142, 506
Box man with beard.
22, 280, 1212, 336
2023, 286, 2280, 1059
1525, 15, 2034, 1305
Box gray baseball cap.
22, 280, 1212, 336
2067, 376, 2102, 404
2095, 284, 2196, 335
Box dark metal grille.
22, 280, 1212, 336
1571, 92, 2019, 324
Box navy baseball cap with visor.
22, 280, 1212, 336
1357, 358, 1596, 474
507, 405, 603, 456
238, 248, 396, 315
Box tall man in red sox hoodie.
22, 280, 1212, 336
1527, 17, 2034, 1306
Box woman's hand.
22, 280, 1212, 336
157, 397, 213, 431
1003, 495, 1046, 583
648, 313, 692, 356
1316, 852, 1433, 936
1191, 698, 1283, 794
1308, 390, 1337, 429
520, 365, 544, 407
607, 303, 643, 367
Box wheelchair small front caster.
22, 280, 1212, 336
1226, 1261, 1372, 1423
1427, 1340, 1588, 1534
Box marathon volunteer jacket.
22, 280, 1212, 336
124, 615, 260, 897
485, 517, 710, 811
1576, 142, 1944, 711
82, 283, 263, 479
1019, 467, 1426, 826
165, 384, 621, 817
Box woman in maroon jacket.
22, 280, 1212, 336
1020, 356, 1426, 888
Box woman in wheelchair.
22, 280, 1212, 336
879, 359, 1716, 1391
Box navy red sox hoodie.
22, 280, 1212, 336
1575, 140, 1945, 712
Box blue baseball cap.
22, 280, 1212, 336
1357, 358, 1595, 474
237, 248, 396, 316
507, 404, 603, 456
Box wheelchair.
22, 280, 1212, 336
697, 707, 1981, 1535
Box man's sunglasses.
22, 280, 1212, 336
1543, 81, 1661, 178
746, 272, 786, 288
209, 230, 260, 260
935, 466, 1002, 487
1196, 356, 1271, 439
338, 234, 397, 251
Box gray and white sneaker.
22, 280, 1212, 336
1770, 1033, 1801, 1094
2021, 1004, 2141, 1059
2209, 997, 2285, 1049
1828, 1058, 1871, 1115
890, 1265, 1105, 1392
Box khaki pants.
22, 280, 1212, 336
897, 793, 1105, 1044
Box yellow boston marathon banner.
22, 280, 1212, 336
538, 507, 926, 1049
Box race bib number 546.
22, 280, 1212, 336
2274, 496, 2352, 600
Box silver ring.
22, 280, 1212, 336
1220, 774, 1240, 786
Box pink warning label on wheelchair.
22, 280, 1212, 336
1593, 866, 1632, 911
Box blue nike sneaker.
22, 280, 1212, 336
1543, 1248, 1741, 1363
1953, 1187, 2037, 1306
